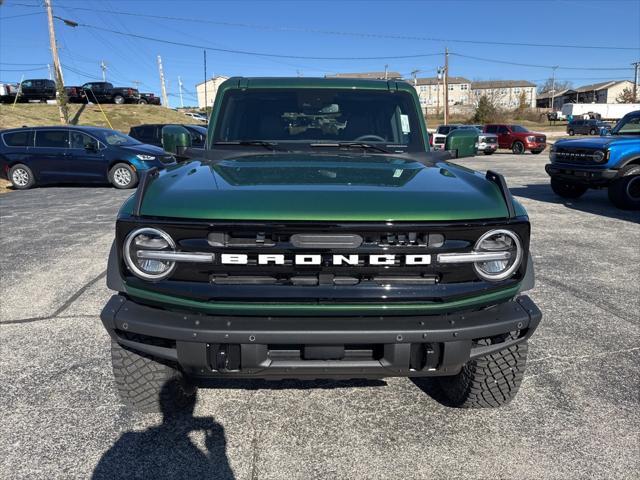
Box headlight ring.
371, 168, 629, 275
123, 227, 177, 281
473, 229, 523, 282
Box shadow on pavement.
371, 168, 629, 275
510, 184, 639, 223
93, 382, 234, 480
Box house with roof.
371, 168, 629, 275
571, 80, 634, 104
536, 88, 574, 110
412, 76, 472, 110
471, 80, 537, 109
196, 75, 229, 109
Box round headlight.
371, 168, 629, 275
473, 229, 523, 282
592, 150, 606, 163
123, 227, 176, 281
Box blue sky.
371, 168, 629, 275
1, 0, 639, 107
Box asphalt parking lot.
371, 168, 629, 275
1, 153, 638, 480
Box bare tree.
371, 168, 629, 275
538, 78, 572, 94
616, 87, 637, 104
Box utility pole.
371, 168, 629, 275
203, 50, 208, 111
157, 55, 169, 108
100, 60, 107, 82
443, 48, 449, 125
632, 61, 640, 102
410, 69, 419, 86
178, 76, 184, 108
384, 64, 388, 80
436, 67, 443, 117
44, 0, 68, 124
131, 80, 141, 89
550, 65, 558, 111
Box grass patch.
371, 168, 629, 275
0, 104, 203, 133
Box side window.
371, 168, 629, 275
35, 130, 69, 148
617, 117, 640, 135
70, 132, 98, 149
497, 126, 509, 134
3, 131, 31, 147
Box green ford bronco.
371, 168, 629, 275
101, 77, 541, 412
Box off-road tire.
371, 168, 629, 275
568, 129, 575, 136
111, 339, 196, 413
434, 336, 528, 408
512, 141, 525, 154
138, 99, 148, 104
550, 177, 588, 199
8, 163, 35, 189
113, 94, 125, 105
108, 162, 138, 189
608, 165, 640, 210
589, 128, 596, 135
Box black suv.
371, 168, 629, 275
567, 119, 611, 136
129, 124, 207, 149
17, 79, 56, 102
81, 82, 140, 104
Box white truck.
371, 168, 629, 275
561, 103, 640, 121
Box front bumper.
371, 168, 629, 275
525, 142, 546, 152
545, 163, 618, 186
478, 142, 498, 152
101, 294, 541, 380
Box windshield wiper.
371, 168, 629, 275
310, 142, 390, 154
214, 140, 280, 151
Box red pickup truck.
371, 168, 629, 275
484, 124, 547, 154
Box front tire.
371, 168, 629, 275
433, 336, 528, 408
109, 163, 138, 189
113, 94, 125, 105
111, 339, 196, 413
8, 164, 35, 189
551, 177, 588, 198
589, 128, 596, 135
568, 129, 575, 136
138, 99, 148, 104
512, 141, 525, 154
608, 165, 640, 210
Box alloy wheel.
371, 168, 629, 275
12, 168, 29, 187
113, 167, 132, 187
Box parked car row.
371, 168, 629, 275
0, 79, 162, 105
430, 123, 545, 155
566, 119, 612, 136
0, 122, 208, 190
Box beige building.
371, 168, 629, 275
413, 76, 472, 111
196, 76, 229, 109
471, 80, 537, 109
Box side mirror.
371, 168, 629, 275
445, 128, 478, 158
162, 125, 192, 157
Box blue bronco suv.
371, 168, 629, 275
546, 110, 640, 210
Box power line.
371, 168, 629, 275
23, 4, 639, 52
450, 53, 634, 71
72, 23, 444, 60
0, 66, 48, 72
0, 12, 44, 20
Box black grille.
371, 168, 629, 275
117, 219, 530, 303
535, 136, 546, 143
554, 148, 600, 165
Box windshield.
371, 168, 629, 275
96, 129, 142, 146
510, 125, 530, 133
213, 88, 424, 151
611, 115, 640, 136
